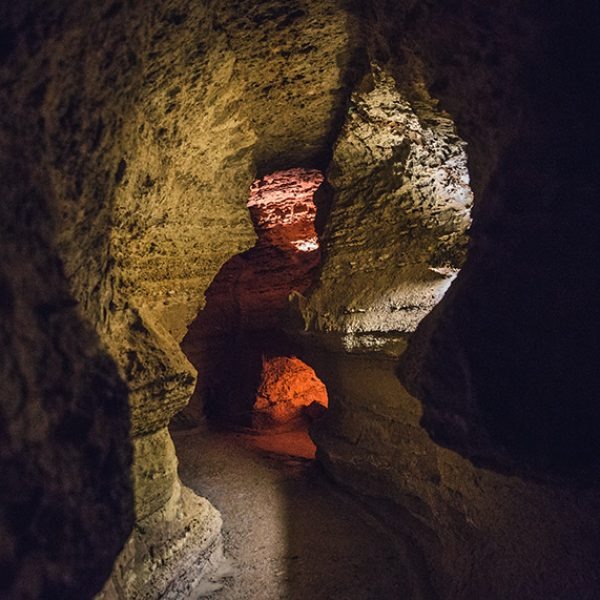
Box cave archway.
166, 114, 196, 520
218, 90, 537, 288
179, 167, 330, 439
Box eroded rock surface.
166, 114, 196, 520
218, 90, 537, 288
301, 341, 600, 600
1, 0, 367, 595
297, 66, 472, 335
290, 4, 600, 599
392, 0, 600, 478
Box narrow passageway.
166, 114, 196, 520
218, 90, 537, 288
180, 168, 327, 428
174, 166, 410, 599
174, 426, 411, 600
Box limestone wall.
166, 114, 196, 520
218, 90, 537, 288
0, 0, 364, 596
292, 3, 600, 598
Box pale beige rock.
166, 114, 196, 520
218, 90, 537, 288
298, 66, 472, 335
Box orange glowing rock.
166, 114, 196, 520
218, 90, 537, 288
247, 168, 324, 251
253, 356, 328, 429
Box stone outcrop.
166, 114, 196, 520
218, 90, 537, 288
289, 3, 600, 599
297, 66, 472, 336
300, 337, 600, 600
0, 235, 133, 598
392, 0, 600, 479
248, 169, 323, 254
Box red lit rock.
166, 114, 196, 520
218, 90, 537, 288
182, 169, 326, 422
248, 168, 324, 252
252, 356, 328, 429
185, 168, 324, 336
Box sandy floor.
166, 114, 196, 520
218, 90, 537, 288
173, 426, 411, 600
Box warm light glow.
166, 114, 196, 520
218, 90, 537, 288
290, 237, 319, 252
253, 356, 328, 429
247, 168, 323, 251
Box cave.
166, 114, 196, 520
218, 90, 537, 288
178, 167, 328, 434
1, 2, 599, 599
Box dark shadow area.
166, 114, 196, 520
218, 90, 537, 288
0, 220, 133, 599
394, 0, 600, 484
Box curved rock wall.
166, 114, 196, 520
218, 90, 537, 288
0, 3, 136, 597
1, 0, 364, 596
300, 340, 600, 600
0, 214, 133, 599
391, 0, 600, 477
293, 3, 600, 598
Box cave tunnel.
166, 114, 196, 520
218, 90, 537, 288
1, 1, 599, 599
177, 167, 329, 434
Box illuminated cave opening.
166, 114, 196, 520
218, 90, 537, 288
179, 168, 329, 444
253, 355, 328, 430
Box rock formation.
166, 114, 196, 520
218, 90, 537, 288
181, 168, 324, 425
1, 1, 598, 599
297, 65, 472, 336
0, 1, 362, 597
291, 4, 600, 599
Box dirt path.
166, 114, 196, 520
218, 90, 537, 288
173, 426, 411, 600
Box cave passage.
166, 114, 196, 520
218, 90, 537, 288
4, 3, 599, 599
179, 167, 329, 439
173, 423, 409, 599
171, 169, 404, 598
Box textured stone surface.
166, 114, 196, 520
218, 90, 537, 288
0, 237, 133, 599
97, 433, 224, 600
248, 169, 323, 252
212, 0, 366, 171
298, 65, 472, 335
384, 0, 600, 477
290, 3, 600, 599
253, 356, 328, 429
0, 5, 135, 597
1, 0, 365, 596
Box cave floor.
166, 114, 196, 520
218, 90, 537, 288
173, 425, 411, 600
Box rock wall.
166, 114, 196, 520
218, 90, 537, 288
253, 355, 328, 429
0, 3, 136, 597
299, 337, 600, 600
297, 65, 472, 336
393, 0, 600, 479
1, 0, 365, 597
292, 2, 600, 598
0, 207, 133, 599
